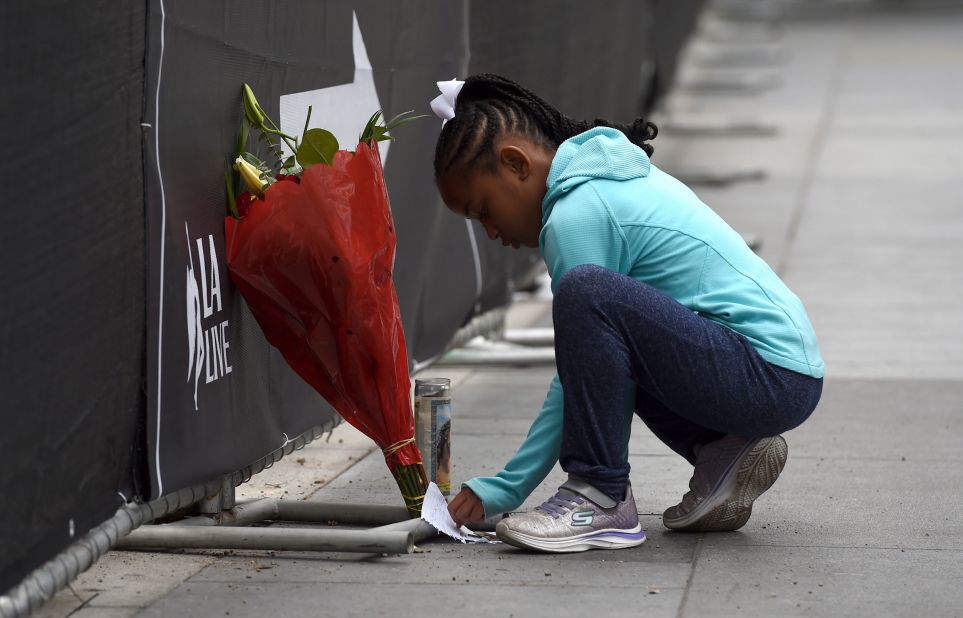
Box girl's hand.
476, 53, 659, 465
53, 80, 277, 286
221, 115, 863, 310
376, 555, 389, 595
448, 487, 485, 527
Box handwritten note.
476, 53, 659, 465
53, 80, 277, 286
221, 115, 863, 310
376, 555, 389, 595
420, 482, 499, 544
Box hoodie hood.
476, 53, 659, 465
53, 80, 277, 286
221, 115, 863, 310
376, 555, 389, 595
541, 126, 651, 225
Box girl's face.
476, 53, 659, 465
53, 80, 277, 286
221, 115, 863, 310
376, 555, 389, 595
438, 135, 554, 249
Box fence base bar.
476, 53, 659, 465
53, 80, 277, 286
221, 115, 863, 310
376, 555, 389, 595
116, 525, 413, 555
438, 347, 555, 366
275, 501, 410, 526
373, 516, 440, 544
502, 328, 554, 347
174, 497, 280, 527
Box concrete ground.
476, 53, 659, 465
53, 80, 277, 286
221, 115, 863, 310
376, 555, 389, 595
38, 2, 963, 617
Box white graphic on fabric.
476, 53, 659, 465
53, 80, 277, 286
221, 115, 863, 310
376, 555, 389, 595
279, 12, 390, 164
185, 223, 203, 409
185, 222, 232, 411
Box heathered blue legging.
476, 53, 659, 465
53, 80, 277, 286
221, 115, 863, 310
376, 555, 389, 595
553, 264, 823, 501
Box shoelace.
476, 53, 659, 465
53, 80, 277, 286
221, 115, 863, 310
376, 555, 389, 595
535, 491, 582, 519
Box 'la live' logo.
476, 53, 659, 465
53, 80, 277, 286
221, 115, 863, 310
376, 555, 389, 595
185, 223, 231, 410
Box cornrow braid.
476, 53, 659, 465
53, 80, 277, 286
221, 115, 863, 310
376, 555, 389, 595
433, 73, 657, 180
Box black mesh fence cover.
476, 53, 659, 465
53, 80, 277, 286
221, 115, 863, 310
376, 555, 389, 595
0, 1, 148, 592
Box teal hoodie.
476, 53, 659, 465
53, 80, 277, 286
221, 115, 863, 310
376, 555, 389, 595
463, 127, 824, 517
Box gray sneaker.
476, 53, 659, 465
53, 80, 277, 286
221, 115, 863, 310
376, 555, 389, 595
663, 434, 788, 532
495, 477, 646, 553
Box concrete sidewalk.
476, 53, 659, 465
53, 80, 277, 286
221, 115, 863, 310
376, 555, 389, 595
39, 3, 963, 617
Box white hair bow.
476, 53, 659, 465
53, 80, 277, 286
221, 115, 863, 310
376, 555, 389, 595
430, 78, 465, 126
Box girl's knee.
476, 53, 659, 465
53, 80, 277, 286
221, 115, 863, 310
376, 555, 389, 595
553, 265, 609, 322
554, 264, 612, 304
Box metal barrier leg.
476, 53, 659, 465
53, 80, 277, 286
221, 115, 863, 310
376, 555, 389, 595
118, 493, 442, 555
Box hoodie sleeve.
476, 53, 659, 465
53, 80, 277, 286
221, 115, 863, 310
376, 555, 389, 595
463, 374, 563, 516
541, 184, 631, 291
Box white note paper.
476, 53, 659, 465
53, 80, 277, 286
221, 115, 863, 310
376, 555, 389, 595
420, 482, 499, 544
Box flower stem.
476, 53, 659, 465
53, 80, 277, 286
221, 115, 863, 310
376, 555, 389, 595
393, 463, 428, 518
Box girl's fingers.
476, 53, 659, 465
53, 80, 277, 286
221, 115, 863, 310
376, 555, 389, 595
448, 489, 468, 513
457, 497, 484, 526
448, 490, 471, 524
467, 500, 485, 524
447, 488, 483, 526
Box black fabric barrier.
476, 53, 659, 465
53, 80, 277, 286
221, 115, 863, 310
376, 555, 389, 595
0, 2, 148, 592
2, 0, 703, 593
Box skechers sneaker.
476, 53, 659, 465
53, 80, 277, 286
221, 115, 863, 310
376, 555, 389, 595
663, 434, 788, 532
495, 477, 646, 553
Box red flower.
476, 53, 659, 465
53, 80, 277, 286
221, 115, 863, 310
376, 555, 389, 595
235, 191, 256, 218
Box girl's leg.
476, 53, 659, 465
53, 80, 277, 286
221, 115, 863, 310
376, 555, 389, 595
552, 265, 821, 502
633, 387, 724, 466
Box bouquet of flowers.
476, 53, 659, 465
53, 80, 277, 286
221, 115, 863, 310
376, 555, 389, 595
224, 84, 428, 515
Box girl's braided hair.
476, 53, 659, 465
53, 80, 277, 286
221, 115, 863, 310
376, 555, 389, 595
433, 73, 657, 179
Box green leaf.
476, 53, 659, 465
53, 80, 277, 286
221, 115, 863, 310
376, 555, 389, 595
239, 151, 264, 169
225, 168, 239, 219
385, 110, 429, 131
236, 118, 250, 156
360, 109, 428, 144
301, 105, 313, 143
279, 155, 302, 176
359, 110, 383, 144
296, 128, 338, 166
239, 151, 272, 178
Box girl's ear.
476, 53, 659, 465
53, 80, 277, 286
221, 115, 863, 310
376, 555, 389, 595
499, 145, 531, 180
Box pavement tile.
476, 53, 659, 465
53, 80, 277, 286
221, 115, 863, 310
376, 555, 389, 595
32, 590, 91, 618
77, 553, 217, 607
189, 528, 694, 589
140, 580, 684, 618
70, 609, 140, 618
682, 544, 963, 617
722, 455, 963, 551
788, 379, 963, 462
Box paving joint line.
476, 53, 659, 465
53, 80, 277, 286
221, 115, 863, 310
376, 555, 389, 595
702, 543, 963, 552
774, 24, 848, 277
676, 534, 705, 618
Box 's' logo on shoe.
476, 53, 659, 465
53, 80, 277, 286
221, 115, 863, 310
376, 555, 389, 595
571, 511, 595, 526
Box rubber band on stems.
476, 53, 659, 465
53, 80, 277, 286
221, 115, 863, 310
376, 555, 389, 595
382, 437, 416, 457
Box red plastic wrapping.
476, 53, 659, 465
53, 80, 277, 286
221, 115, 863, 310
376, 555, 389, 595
224, 142, 421, 473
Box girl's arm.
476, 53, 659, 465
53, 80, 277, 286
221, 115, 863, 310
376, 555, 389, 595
463, 374, 564, 516
463, 185, 631, 517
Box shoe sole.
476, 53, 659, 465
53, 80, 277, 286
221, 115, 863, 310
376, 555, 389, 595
664, 436, 788, 532
497, 524, 646, 553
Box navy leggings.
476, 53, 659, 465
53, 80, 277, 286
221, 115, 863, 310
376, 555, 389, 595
553, 265, 823, 502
